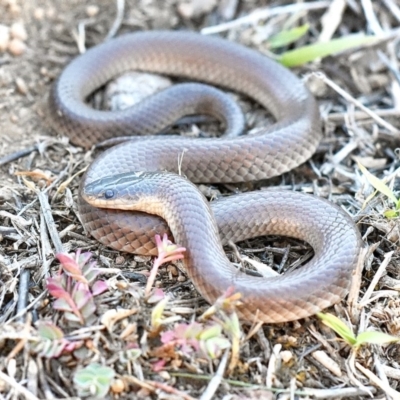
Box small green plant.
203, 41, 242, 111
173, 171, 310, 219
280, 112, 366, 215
268, 23, 310, 49
160, 321, 231, 360
73, 363, 115, 398
152, 286, 242, 368
200, 286, 242, 320
119, 343, 142, 363
278, 34, 377, 67
31, 321, 81, 358
265, 24, 378, 67
46, 251, 108, 325
318, 313, 399, 350
145, 234, 186, 296
358, 161, 400, 218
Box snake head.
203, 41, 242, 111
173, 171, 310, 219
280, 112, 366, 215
82, 171, 148, 209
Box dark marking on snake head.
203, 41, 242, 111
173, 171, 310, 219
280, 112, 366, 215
104, 189, 115, 199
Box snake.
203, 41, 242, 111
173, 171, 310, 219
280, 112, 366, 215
49, 30, 362, 323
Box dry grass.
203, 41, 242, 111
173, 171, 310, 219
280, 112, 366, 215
0, 0, 400, 399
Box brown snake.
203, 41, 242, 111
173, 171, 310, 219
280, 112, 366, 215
49, 31, 362, 323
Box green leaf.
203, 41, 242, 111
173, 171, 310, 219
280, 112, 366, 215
268, 24, 309, 49
383, 210, 399, 219
151, 297, 168, 328
74, 364, 115, 398
317, 313, 356, 345
279, 34, 377, 67
199, 324, 222, 341
358, 161, 398, 203
354, 331, 400, 348
37, 322, 64, 340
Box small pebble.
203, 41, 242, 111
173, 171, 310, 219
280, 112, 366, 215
15, 77, 28, 95
86, 5, 99, 17
111, 378, 125, 394
46, 8, 55, 18
8, 38, 26, 56
115, 255, 125, 265
33, 7, 45, 20
280, 350, 293, 363
9, 4, 20, 15
134, 255, 151, 263
10, 22, 27, 41
167, 265, 178, 276
0, 25, 9, 52
158, 371, 170, 380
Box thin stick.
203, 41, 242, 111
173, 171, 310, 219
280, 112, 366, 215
37, 191, 64, 254
0, 145, 38, 166
356, 362, 400, 399
0, 370, 41, 400
200, 350, 229, 400
106, 0, 125, 40
359, 251, 394, 307
201, 1, 330, 34
315, 72, 400, 136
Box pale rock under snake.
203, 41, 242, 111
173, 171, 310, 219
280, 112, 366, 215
49, 31, 362, 323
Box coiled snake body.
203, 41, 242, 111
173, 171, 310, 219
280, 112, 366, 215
49, 31, 361, 323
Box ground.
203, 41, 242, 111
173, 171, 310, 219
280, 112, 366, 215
0, 0, 400, 399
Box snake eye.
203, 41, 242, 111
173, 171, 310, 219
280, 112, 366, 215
104, 189, 114, 199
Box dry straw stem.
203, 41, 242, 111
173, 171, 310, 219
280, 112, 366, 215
105, 0, 125, 40
311, 350, 342, 377
356, 362, 400, 399
359, 251, 394, 307
318, 0, 346, 42
37, 191, 64, 254
347, 243, 377, 323
200, 349, 229, 400
315, 72, 400, 136
0, 370, 40, 400
201, 1, 331, 34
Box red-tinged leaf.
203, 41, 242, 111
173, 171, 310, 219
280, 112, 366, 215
46, 277, 68, 299
160, 254, 185, 264
64, 312, 83, 323
53, 295, 83, 323
56, 253, 88, 283
80, 300, 97, 322
155, 234, 186, 259
56, 253, 81, 273
72, 282, 92, 309
53, 298, 75, 312
151, 359, 166, 372
92, 280, 108, 296
147, 288, 165, 304
77, 250, 92, 266
64, 340, 82, 352
83, 263, 101, 284
160, 330, 175, 344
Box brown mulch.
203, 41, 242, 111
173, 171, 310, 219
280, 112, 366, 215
0, 0, 400, 399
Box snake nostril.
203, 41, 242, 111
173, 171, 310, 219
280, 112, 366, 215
104, 189, 115, 199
